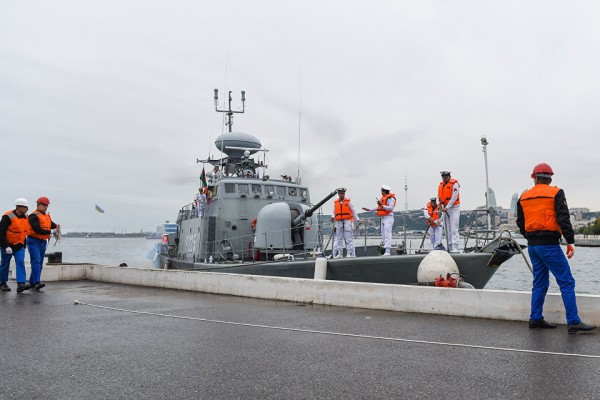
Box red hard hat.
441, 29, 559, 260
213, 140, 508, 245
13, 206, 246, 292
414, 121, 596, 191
36, 196, 50, 205
531, 163, 554, 178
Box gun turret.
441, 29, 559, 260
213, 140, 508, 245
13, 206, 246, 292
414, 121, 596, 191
292, 189, 338, 226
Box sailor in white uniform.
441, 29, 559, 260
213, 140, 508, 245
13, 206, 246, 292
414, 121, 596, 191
194, 188, 207, 217
423, 197, 443, 249
331, 188, 359, 258
438, 171, 461, 253
363, 184, 396, 256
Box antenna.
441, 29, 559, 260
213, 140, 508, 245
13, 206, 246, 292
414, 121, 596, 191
404, 174, 408, 212
481, 135, 491, 231
214, 89, 246, 132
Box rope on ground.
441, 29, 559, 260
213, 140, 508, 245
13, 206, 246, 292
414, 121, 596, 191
73, 300, 600, 360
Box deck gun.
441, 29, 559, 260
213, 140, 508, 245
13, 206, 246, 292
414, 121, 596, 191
291, 189, 338, 227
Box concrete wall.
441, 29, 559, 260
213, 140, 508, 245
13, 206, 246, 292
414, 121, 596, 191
16, 263, 600, 326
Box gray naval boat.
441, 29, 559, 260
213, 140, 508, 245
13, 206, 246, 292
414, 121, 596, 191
158, 90, 520, 289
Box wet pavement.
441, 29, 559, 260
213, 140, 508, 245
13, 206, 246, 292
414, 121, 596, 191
1, 281, 599, 399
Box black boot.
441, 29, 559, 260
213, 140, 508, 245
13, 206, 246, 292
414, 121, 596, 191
34, 283, 46, 291
0, 282, 11, 292
16, 283, 32, 293
529, 319, 557, 329
567, 322, 597, 334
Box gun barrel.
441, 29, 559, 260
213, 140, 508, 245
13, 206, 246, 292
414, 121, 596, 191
292, 189, 338, 226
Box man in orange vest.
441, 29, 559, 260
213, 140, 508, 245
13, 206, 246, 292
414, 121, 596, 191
423, 197, 442, 249
363, 184, 396, 256
517, 163, 596, 333
331, 188, 359, 258
27, 196, 60, 290
438, 171, 461, 253
0, 198, 32, 293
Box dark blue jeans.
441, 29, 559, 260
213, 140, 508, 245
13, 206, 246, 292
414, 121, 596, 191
528, 244, 580, 325
0, 247, 26, 283
26, 237, 47, 284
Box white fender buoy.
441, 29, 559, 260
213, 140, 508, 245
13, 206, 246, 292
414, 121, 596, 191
314, 255, 327, 280
417, 250, 459, 283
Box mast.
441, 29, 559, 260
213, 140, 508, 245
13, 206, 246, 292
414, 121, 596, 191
481, 135, 491, 232
404, 174, 408, 251
214, 89, 246, 132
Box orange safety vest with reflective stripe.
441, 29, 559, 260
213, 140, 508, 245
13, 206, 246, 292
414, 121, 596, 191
3, 211, 30, 246
426, 202, 440, 227
519, 184, 562, 233
377, 193, 396, 216
438, 178, 460, 206
334, 198, 354, 221
29, 210, 53, 240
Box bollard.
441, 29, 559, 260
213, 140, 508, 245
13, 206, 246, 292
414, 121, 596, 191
314, 255, 327, 280
45, 252, 63, 264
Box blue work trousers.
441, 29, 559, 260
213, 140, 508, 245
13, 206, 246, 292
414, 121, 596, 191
0, 247, 26, 283
27, 237, 48, 285
528, 244, 580, 325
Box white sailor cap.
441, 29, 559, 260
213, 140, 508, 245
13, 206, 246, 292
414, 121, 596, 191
381, 184, 391, 191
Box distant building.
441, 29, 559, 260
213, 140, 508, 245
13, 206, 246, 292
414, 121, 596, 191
510, 193, 519, 215
570, 207, 590, 214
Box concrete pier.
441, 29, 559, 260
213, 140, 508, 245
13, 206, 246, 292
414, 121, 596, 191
1, 281, 599, 399
10, 263, 600, 326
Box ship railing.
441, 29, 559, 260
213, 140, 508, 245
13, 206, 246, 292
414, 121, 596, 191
198, 226, 325, 263
177, 203, 197, 224
324, 216, 444, 256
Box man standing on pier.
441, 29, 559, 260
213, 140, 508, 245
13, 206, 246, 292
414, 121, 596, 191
331, 188, 359, 258
517, 163, 596, 333
363, 185, 395, 256
438, 171, 461, 253
0, 198, 32, 293
27, 196, 60, 290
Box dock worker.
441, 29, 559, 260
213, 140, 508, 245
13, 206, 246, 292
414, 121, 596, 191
363, 184, 396, 256
424, 197, 443, 249
27, 196, 60, 290
331, 188, 359, 258
194, 187, 207, 217
517, 163, 596, 333
0, 198, 32, 293
438, 171, 461, 253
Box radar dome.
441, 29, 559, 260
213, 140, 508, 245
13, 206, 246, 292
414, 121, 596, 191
215, 132, 261, 158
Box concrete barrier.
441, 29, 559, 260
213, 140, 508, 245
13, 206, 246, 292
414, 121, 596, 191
14, 263, 599, 326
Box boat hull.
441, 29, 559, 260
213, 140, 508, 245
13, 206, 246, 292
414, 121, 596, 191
160, 252, 498, 289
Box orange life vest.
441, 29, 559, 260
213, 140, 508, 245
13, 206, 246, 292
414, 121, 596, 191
377, 193, 396, 216
29, 210, 53, 240
3, 210, 30, 246
519, 184, 562, 233
334, 198, 354, 221
438, 178, 460, 206
426, 202, 440, 227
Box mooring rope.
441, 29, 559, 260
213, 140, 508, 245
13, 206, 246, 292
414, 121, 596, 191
73, 300, 600, 360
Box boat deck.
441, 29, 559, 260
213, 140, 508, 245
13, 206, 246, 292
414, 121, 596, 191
2, 281, 599, 399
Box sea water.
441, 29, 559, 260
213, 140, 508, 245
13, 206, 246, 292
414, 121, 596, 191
46, 237, 599, 295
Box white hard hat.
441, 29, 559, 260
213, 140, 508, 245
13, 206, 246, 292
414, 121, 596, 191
15, 198, 29, 207
381, 184, 391, 191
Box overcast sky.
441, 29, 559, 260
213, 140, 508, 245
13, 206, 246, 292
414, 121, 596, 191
2, 1, 599, 232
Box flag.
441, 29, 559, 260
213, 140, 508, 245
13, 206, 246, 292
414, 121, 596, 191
95, 204, 105, 213
200, 167, 207, 187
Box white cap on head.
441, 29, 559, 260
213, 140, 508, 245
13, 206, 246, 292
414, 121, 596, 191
381, 184, 391, 191
15, 198, 29, 207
